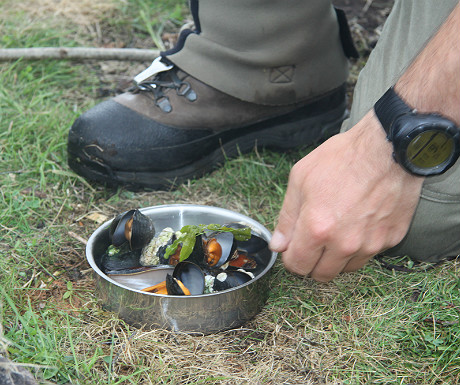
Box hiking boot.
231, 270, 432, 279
68, 58, 348, 190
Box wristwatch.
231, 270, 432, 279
374, 87, 460, 176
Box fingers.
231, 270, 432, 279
269, 167, 303, 253
280, 232, 325, 277
307, 230, 391, 281
282, 230, 351, 281
306, 249, 350, 282
280, 204, 339, 277
292, 249, 371, 282
281, 222, 380, 281
342, 254, 374, 273
270, 164, 329, 275
310, 251, 372, 281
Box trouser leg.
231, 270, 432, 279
164, 0, 350, 105
342, 0, 460, 261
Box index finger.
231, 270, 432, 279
280, 203, 328, 276
269, 170, 303, 253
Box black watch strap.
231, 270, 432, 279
374, 87, 413, 137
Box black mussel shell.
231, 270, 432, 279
236, 234, 268, 254
100, 248, 142, 274
186, 234, 205, 265
165, 274, 187, 295
203, 231, 237, 268
157, 232, 177, 265
108, 210, 128, 245
222, 222, 248, 230
212, 269, 253, 292
109, 209, 155, 250
171, 261, 205, 295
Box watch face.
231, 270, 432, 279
406, 130, 455, 169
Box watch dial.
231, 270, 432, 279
406, 130, 454, 168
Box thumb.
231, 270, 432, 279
269, 180, 301, 252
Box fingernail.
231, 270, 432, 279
269, 230, 286, 252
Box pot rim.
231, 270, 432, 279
86, 204, 276, 298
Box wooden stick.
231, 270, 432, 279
0, 47, 160, 62
68, 231, 88, 245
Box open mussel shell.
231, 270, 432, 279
207, 231, 237, 268
227, 251, 257, 269
109, 209, 155, 250
171, 261, 205, 295
188, 231, 237, 268
236, 235, 268, 255
165, 274, 188, 295
109, 210, 133, 246
212, 270, 253, 292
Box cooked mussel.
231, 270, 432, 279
165, 274, 191, 295
141, 261, 205, 295
188, 231, 238, 268
140, 279, 169, 294
205, 231, 237, 267
212, 269, 253, 292
171, 261, 205, 295
227, 251, 257, 269
109, 209, 155, 250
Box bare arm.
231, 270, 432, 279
396, 2, 460, 124
270, 3, 460, 281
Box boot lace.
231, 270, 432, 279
131, 67, 197, 113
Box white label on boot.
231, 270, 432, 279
134, 57, 173, 84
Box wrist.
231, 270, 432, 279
347, 111, 425, 182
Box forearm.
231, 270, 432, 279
395, 2, 460, 124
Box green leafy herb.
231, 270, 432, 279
163, 224, 251, 262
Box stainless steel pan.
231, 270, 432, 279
86, 204, 277, 333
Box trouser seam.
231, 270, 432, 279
421, 191, 460, 204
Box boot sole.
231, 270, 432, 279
68, 102, 347, 190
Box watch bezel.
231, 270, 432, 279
391, 113, 460, 176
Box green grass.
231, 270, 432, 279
1, 0, 460, 384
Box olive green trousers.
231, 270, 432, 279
165, 0, 349, 105
166, 0, 460, 261
343, 0, 459, 261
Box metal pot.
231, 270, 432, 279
86, 204, 277, 333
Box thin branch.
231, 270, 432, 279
0, 47, 160, 62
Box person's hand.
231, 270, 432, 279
269, 111, 424, 282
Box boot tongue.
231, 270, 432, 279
133, 57, 173, 84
